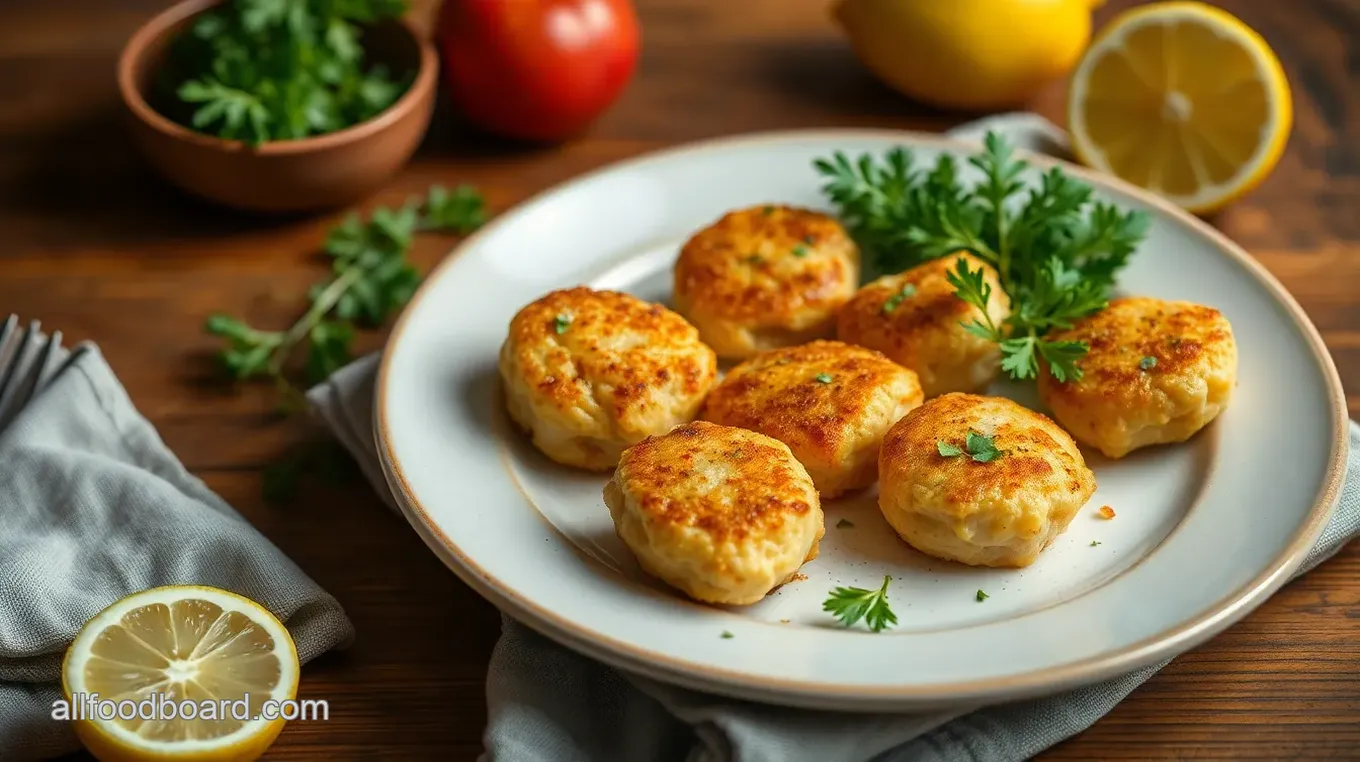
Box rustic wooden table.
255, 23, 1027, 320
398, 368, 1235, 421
5, 0, 1358, 758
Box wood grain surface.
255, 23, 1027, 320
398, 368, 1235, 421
3, 0, 1358, 759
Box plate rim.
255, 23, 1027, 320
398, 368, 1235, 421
373, 127, 1349, 708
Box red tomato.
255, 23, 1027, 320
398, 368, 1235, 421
436, 0, 641, 141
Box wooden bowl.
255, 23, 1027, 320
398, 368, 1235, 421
117, 0, 437, 213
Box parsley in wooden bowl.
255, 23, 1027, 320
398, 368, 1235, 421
117, 0, 436, 212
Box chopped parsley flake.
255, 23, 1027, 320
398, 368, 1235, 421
938, 431, 1003, 462
1139, 355, 1157, 371
881, 283, 917, 314
1090, 540, 1102, 547
553, 314, 571, 334
762, 205, 775, 216
814, 373, 833, 384
792, 244, 810, 257
975, 589, 989, 602
720, 630, 734, 639
746, 254, 763, 265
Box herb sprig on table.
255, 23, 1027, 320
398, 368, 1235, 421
164, 0, 411, 144
814, 132, 1151, 382
205, 184, 485, 401
205, 183, 485, 501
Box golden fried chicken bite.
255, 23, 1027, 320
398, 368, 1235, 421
837, 253, 1011, 397
1037, 297, 1237, 459
700, 340, 923, 498
499, 287, 718, 471
604, 421, 824, 605
673, 205, 860, 359
878, 393, 1096, 568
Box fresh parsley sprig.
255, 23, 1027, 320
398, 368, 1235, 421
814, 132, 1151, 382
206, 184, 486, 403
823, 575, 897, 633
166, 0, 412, 144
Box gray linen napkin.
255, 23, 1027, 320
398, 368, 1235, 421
306, 115, 1360, 762
0, 319, 355, 761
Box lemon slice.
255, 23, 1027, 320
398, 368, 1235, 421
61, 585, 300, 762
1067, 1, 1291, 213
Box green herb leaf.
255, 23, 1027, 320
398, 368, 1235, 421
1090, 540, 1102, 547
421, 184, 487, 233
555, 314, 572, 334
204, 183, 485, 500
975, 589, 989, 602
964, 430, 1003, 462
813, 132, 1151, 383
881, 283, 917, 314
1139, 355, 1158, 371
823, 576, 897, 633
814, 373, 833, 384
939, 431, 1004, 462
937, 441, 964, 457
720, 630, 734, 639
792, 244, 810, 257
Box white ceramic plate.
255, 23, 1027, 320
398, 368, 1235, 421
375, 130, 1348, 711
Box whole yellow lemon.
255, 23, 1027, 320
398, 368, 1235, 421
833, 0, 1104, 110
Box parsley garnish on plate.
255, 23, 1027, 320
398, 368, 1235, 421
165, 0, 413, 145
1139, 355, 1158, 371
823, 576, 897, 632
881, 283, 917, 314
1090, 540, 1102, 547
937, 431, 1003, 463
720, 630, 734, 639
814, 372, 834, 384
792, 244, 810, 257
975, 589, 989, 602
554, 314, 572, 335
814, 132, 1150, 383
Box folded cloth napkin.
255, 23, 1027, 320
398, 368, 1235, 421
306, 114, 1360, 762
0, 317, 355, 761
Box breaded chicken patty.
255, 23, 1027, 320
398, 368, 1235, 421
878, 393, 1097, 568
604, 421, 824, 605
499, 287, 718, 471
837, 253, 1011, 398
700, 340, 924, 498
673, 205, 860, 359
1037, 297, 1237, 459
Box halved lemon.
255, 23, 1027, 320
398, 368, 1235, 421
61, 585, 300, 762
1068, 1, 1292, 214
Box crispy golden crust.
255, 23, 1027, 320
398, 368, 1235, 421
700, 340, 924, 498
673, 205, 860, 358
1037, 297, 1237, 458
605, 421, 824, 605
499, 287, 719, 471
878, 393, 1096, 568
837, 254, 1011, 398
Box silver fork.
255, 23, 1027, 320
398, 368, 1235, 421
0, 317, 67, 434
